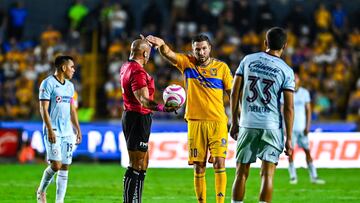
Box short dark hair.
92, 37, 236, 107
266, 27, 287, 50
192, 34, 211, 46
54, 55, 74, 69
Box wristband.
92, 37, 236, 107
156, 104, 165, 112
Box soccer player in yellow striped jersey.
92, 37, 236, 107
146, 34, 233, 203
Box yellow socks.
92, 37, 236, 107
194, 172, 206, 203
214, 168, 226, 203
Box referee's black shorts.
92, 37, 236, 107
122, 111, 152, 152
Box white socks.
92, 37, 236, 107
288, 162, 297, 179
56, 170, 69, 202
38, 166, 56, 192
231, 201, 243, 203
308, 162, 318, 179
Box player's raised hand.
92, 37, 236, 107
145, 35, 165, 49
47, 129, 56, 143
229, 124, 239, 140
140, 34, 152, 47
284, 139, 293, 156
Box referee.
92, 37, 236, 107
120, 38, 178, 203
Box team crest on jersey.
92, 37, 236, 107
56, 96, 62, 103
52, 148, 59, 155
210, 68, 217, 76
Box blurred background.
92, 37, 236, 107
0, 0, 359, 165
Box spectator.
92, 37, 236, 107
233, 0, 251, 35
108, 3, 128, 41
331, 2, 348, 44
285, 4, 310, 36
68, 0, 89, 30
0, 8, 6, 44
8, 1, 27, 40
347, 79, 360, 120
255, 0, 274, 32
314, 3, 331, 30
41, 25, 62, 47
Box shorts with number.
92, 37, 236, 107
44, 134, 76, 165
292, 131, 309, 150
188, 120, 228, 165
236, 127, 284, 164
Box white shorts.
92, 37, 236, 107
236, 127, 284, 164
292, 131, 310, 150
44, 134, 76, 165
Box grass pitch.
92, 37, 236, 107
0, 164, 359, 202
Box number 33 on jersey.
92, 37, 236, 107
235, 52, 295, 129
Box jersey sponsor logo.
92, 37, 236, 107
217, 192, 224, 197
249, 60, 280, 77
56, 96, 62, 103
139, 142, 148, 148
55, 96, 72, 103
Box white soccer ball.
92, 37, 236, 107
163, 84, 186, 107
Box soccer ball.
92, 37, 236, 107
163, 84, 186, 107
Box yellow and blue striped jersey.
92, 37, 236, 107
175, 54, 233, 122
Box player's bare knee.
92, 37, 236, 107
50, 161, 62, 171
60, 164, 69, 170
260, 169, 274, 177
194, 163, 206, 174
213, 157, 225, 169
236, 169, 249, 180
130, 159, 145, 171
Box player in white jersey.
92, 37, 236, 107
285, 72, 325, 185
36, 55, 82, 203
230, 27, 294, 203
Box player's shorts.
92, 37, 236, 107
122, 111, 152, 152
44, 134, 76, 165
292, 131, 309, 150
187, 120, 228, 165
236, 127, 284, 164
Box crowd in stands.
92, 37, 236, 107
0, 1, 83, 120
102, 0, 360, 121
0, 0, 359, 122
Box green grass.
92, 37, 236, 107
0, 164, 360, 202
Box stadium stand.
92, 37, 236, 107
0, 0, 359, 123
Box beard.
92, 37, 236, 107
197, 55, 209, 65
